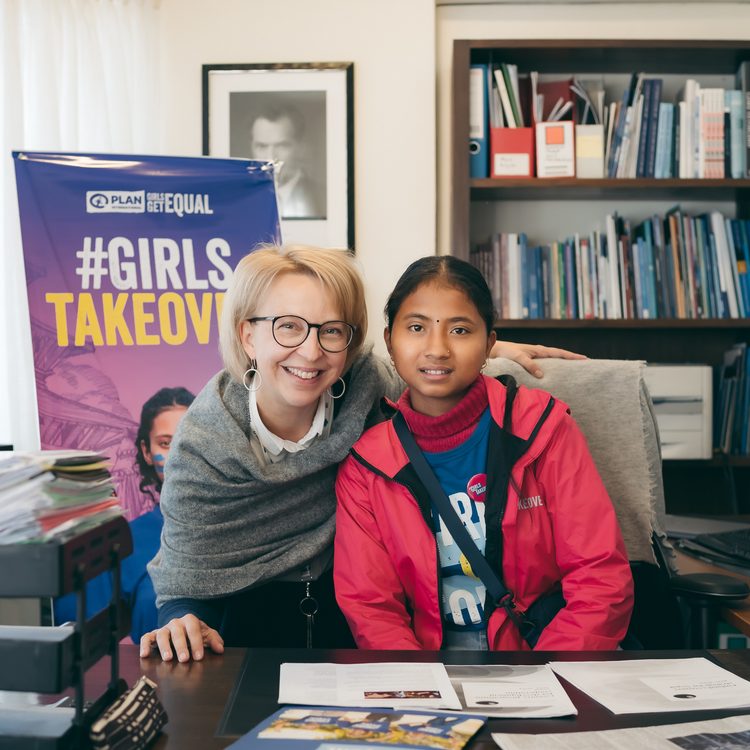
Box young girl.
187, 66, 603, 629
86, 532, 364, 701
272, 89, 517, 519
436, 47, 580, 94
334, 256, 634, 651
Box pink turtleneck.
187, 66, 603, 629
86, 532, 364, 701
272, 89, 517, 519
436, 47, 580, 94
396, 376, 490, 453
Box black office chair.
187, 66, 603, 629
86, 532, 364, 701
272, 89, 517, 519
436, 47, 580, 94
486, 357, 750, 649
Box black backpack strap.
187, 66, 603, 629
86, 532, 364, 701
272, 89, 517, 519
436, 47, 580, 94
485, 375, 556, 615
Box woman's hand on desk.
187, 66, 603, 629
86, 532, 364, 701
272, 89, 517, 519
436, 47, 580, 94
139, 614, 224, 662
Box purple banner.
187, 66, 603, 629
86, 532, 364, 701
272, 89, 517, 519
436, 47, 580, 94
13, 152, 280, 519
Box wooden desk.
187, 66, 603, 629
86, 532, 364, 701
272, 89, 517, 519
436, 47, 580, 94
673, 547, 750, 636
61, 647, 750, 749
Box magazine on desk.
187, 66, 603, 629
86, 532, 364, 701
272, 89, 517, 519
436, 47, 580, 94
227, 706, 486, 750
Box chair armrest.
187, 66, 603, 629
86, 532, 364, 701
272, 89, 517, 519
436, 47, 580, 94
670, 573, 750, 601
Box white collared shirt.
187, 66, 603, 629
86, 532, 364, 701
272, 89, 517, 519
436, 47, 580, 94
247, 378, 334, 465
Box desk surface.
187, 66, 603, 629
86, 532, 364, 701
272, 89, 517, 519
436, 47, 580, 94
56, 647, 750, 749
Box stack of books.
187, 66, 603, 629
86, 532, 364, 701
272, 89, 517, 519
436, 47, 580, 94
606, 73, 747, 180
470, 62, 749, 180
470, 209, 750, 321
0, 450, 119, 544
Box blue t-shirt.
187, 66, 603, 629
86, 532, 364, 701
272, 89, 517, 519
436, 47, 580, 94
53, 505, 162, 642
425, 408, 491, 632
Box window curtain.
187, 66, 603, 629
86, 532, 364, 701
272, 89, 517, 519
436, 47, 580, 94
0, 0, 161, 449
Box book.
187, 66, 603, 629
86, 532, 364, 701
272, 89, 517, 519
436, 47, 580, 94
698, 88, 725, 178
502, 63, 524, 127
677, 79, 700, 178
711, 210, 741, 317
493, 67, 518, 128
623, 92, 645, 178
636, 78, 655, 178
507, 233, 522, 318
227, 707, 486, 750
604, 101, 618, 170
645, 78, 663, 177
726, 216, 747, 317
604, 213, 623, 319
736, 61, 750, 177
726, 88, 747, 179
654, 102, 674, 178
738, 219, 750, 314
608, 72, 641, 177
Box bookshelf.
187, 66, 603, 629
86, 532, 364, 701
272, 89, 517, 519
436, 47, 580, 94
451, 39, 750, 514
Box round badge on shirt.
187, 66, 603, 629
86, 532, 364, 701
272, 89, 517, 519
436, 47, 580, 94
467, 473, 487, 503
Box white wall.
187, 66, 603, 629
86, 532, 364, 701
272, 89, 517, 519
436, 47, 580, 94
157, 0, 437, 357
436, 2, 750, 255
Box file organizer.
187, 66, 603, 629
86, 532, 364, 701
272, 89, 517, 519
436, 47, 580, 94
490, 127, 535, 177
0, 515, 133, 749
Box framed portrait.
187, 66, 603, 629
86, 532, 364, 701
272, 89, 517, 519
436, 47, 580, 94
203, 62, 354, 249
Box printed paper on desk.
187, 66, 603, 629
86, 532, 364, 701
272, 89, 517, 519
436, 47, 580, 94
550, 657, 750, 714
446, 665, 577, 719
640, 674, 742, 703
279, 663, 462, 711
492, 713, 750, 750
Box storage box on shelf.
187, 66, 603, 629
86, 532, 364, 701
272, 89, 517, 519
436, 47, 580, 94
452, 40, 750, 513
0, 515, 133, 750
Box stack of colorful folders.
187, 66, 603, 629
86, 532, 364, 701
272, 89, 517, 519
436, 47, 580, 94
0, 450, 120, 544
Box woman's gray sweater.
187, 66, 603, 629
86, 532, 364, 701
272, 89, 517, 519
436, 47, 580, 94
148, 349, 401, 606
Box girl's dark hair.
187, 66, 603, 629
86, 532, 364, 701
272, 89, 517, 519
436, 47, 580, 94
135, 386, 195, 497
384, 256, 496, 334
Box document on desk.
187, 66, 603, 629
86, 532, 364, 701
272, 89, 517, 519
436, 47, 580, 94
279, 663, 462, 710
228, 706, 485, 750
445, 665, 577, 718
550, 657, 750, 714
492, 713, 750, 749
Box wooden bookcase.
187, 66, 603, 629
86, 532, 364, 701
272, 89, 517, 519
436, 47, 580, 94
451, 39, 750, 514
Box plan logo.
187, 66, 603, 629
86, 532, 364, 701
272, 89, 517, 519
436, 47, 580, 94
86, 190, 145, 213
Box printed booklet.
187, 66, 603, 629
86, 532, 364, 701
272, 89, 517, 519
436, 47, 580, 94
227, 706, 486, 750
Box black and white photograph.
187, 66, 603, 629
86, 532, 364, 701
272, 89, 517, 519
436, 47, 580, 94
230, 90, 326, 220
203, 62, 354, 248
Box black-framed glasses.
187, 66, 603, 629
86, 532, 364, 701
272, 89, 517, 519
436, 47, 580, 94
248, 315, 356, 353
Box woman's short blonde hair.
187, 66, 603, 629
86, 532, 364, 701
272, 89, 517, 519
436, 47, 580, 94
219, 244, 368, 384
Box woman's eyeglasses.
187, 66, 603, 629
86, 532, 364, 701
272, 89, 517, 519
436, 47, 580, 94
248, 315, 355, 353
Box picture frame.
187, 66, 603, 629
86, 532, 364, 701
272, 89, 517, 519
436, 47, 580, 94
203, 62, 354, 249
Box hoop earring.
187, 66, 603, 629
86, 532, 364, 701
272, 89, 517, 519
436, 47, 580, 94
480, 360, 488, 372
327, 376, 346, 400
243, 362, 262, 392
